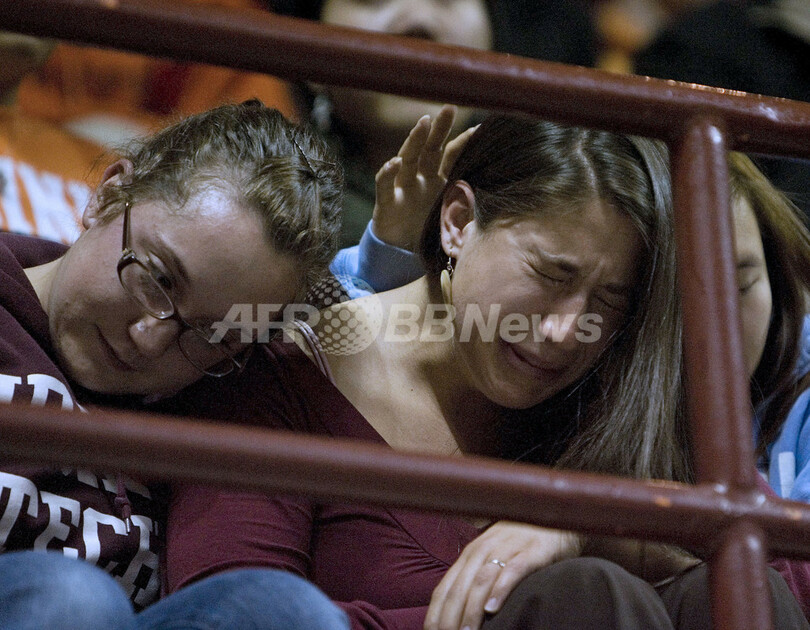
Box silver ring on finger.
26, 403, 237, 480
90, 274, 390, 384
489, 558, 506, 568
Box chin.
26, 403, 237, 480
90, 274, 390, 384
62, 358, 152, 397
76, 373, 180, 398
65, 369, 125, 396
483, 379, 555, 411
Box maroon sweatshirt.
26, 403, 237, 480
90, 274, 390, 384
0, 233, 164, 609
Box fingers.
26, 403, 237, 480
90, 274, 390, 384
424, 105, 457, 152
372, 105, 466, 250
475, 556, 528, 617
424, 561, 456, 629
425, 547, 485, 630
374, 156, 402, 212
395, 105, 461, 185
398, 114, 431, 183
419, 104, 457, 174
455, 557, 514, 630
425, 523, 582, 630
425, 544, 514, 630
439, 124, 479, 179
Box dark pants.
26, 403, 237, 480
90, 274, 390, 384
482, 557, 809, 630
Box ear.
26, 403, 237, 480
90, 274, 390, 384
82, 159, 134, 229
439, 180, 476, 259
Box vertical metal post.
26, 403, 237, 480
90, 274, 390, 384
671, 117, 772, 629
711, 521, 773, 630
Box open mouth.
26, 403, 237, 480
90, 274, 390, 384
399, 26, 434, 41
507, 343, 566, 379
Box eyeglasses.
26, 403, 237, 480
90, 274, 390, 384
116, 201, 247, 377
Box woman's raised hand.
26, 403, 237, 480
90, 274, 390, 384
423, 521, 583, 630
373, 104, 477, 251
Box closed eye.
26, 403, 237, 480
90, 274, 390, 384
739, 278, 758, 294
737, 261, 764, 295
540, 272, 566, 285
737, 255, 767, 295
528, 261, 567, 286
595, 293, 629, 313
146, 258, 175, 294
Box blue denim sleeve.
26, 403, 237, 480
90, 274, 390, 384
767, 388, 810, 502
330, 223, 424, 299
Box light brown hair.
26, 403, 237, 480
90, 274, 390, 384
97, 100, 343, 293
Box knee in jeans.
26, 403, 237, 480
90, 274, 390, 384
180, 569, 349, 629
0, 553, 134, 630
240, 569, 348, 626
56, 577, 134, 627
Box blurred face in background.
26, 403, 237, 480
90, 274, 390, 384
319, 0, 492, 140
0, 32, 55, 103
733, 194, 773, 378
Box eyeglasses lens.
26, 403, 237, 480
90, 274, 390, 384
178, 327, 236, 377
119, 262, 174, 319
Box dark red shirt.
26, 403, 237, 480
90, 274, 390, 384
160, 341, 481, 629
0, 232, 164, 609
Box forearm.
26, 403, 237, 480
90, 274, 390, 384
331, 222, 424, 297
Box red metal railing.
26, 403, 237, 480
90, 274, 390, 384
3, 2, 810, 628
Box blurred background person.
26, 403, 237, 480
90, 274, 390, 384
9, 0, 298, 244
16, 0, 297, 149
15, 0, 599, 247
0, 31, 104, 244
593, 0, 711, 73
264, 0, 598, 246
632, 0, 810, 218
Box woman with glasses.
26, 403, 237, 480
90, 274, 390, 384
0, 100, 352, 629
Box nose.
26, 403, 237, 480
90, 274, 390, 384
537, 293, 589, 353
128, 314, 182, 359
389, 0, 441, 37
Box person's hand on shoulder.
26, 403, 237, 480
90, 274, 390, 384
373, 104, 477, 251
423, 521, 583, 630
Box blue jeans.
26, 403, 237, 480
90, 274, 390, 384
137, 568, 350, 630
0, 551, 137, 630
0, 552, 348, 630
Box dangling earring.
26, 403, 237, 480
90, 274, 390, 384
440, 256, 455, 306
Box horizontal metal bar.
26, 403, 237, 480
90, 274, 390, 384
2, 0, 810, 157
2, 402, 809, 559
